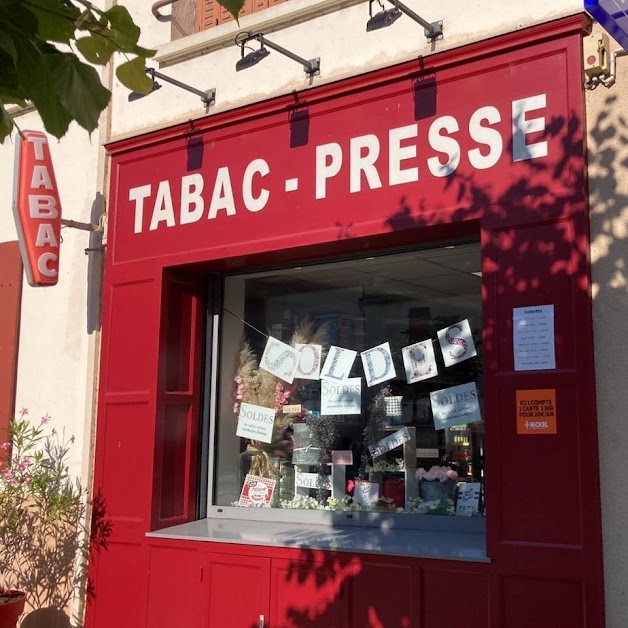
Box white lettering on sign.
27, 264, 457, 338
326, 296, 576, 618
13, 131, 63, 286
369, 427, 411, 458
295, 471, 330, 490
127, 94, 549, 234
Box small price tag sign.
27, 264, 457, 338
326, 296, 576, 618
295, 470, 330, 490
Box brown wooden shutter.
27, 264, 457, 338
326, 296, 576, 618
198, 0, 289, 32
0, 241, 23, 449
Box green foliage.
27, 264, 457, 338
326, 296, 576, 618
0, 409, 87, 603
217, 0, 245, 20
0, 0, 155, 142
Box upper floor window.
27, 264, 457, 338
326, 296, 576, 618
170, 0, 289, 40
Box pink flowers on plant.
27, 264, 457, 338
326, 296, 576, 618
40, 413, 51, 425
416, 466, 459, 483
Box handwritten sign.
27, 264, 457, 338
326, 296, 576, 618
456, 482, 481, 517
239, 474, 276, 507
369, 427, 411, 458
236, 402, 276, 444
516, 389, 557, 434
295, 470, 330, 490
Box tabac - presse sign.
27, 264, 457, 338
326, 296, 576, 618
12, 131, 62, 287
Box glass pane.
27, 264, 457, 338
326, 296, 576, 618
214, 241, 484, 517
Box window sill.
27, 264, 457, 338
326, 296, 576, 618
147, 515, 489, 563
155, 0, 363, 67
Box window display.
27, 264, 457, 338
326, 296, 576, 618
213, 241, 484, 517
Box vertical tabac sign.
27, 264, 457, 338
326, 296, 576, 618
12, 131, 62, 287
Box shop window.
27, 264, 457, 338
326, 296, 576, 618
211, 241, 484, 520
171, 0, 289, 40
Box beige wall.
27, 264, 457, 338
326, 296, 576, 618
586, 24, 628, 628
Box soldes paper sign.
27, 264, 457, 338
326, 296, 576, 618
295, 343, 322, 380
260, 336, 298, 383
513, 305, 556, 371
239, 474, 276, 507
236, 402, 276, 443
360, 342, 396, 387
369, 426, 411, 458
295, 470, 330, 490
321, 378, 361, 415
402, 340, 438, 384
430, 382, 481, 430
320, 346, 357, 382
437, 320, 477, 368
12, 131, 62, 287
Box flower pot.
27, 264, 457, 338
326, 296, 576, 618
0, 591, 26, 628
420, 480, 455, 502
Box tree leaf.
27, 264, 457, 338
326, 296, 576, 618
104, 5, 140, 45
75, 34, 115, 65
24, 0, 79, 43
116, 56, 153, 94
0, 3, 38, 37
0, 102, 14, 143
47, 52, 110, 133
216, 0, 245, 20
0, 30, 16, 62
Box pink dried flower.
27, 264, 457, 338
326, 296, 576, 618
416, 465, 458, 483
40, 413, 51, 425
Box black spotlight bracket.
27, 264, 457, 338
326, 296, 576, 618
368, 0, 443, 42
236, 31, 320, 77
145, 68, 216, 107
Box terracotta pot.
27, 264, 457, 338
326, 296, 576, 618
0, 591, 26, 628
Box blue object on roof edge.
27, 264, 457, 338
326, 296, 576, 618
585, 0, 628, 50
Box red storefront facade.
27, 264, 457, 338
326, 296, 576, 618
87, 15, 604, 628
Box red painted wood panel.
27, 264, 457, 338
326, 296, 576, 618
423, 569, 489, 628
349, 560, 414, 628
0, 242, 22, 449
207, 554, 270, 627
270, 555, 349, 627
147, 546, 205, 628
89, 543, 150, 628
501, 576, 585, 628
106, 279, 158, 393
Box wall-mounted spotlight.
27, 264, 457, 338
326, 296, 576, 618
128, 68, 216, 107
366, 0, 443, 42
235, 31, 320, 77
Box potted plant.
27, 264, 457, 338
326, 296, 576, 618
0, 409, 85, 628
416, 465, 459, 503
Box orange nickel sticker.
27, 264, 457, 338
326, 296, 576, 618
516, 389, 557, 434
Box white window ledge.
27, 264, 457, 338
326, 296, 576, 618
148, 515, 489, 563
155, 0, 363, 67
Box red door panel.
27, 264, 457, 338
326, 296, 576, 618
271, 555, 348, 627
147, 546, 205, 628
207, 554, 270, 628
